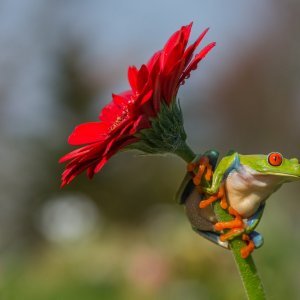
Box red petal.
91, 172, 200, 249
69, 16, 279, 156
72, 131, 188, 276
182, 27, 209, 69
128, 66, 138, 91
162, 23, 192, 56
112, 93, 130, 108
94, 156, 108, 173
94, 137, 138, 173
147, 51, 161, 72
99, 102, 119, 122
59, 144, 93, 163
68, 122, 109, 145
129, 114, 149, 134
162, 43, 185, 75
136, 65, 149, 93
179, 42, 216, 85
137, 89, 155, 116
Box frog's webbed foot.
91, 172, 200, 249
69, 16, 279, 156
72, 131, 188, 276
213, 206, 255, 258
214, 205, 265, 258
187, 155, 228, 210
249, 231, 264, 249
199, 185, 228, 209
214, 207, 243, 232
187, 155, 213, 186
241, 234, 255, 258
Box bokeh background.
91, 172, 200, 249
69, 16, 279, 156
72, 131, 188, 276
0, 1, 300, 299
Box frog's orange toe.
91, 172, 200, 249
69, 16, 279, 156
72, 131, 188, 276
188, 156, 212, 187
240, 234, 255, 258
220, 196, 228, 209
199, 194, 218, 208
219, 228, 244, 242
214, 218, 243, 231
187, 162, 196, 172
193, 176, 201, 186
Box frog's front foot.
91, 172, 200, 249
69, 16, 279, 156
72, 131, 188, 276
187, 155, 213, 186
199, 185, 228, 209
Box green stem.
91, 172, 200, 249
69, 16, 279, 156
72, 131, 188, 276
176, 142, 266, 300
175, 141, 196, 162
214, 202, 266, 299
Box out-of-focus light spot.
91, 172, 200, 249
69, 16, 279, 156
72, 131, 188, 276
37, 193, 100, 243
126, 246, 170, 292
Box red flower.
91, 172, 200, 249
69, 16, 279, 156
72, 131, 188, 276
59, 23, 215, 186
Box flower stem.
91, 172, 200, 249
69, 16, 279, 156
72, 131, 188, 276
176, 142, 266, 300
213, 202, 266, 300
175, 141, 196, 163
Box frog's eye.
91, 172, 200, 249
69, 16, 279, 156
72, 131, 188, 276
268, 152, 282, 166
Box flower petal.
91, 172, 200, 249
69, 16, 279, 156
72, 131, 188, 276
112, 93, 131, 108
128, 66, 138, 91
136, 64, 150, 93
68, 122, 109, 145
182, 27, 210, 69
59, 144, 93, 163
162, 23, 192, 59
180, 42, 216, 85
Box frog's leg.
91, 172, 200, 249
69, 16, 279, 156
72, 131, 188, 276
219, 228, 245, 242
218, 204, 265, 258
221, 203, 265, 239
198, 153, 240, 209
240, 234, 255, 258
199, 185, 228, 209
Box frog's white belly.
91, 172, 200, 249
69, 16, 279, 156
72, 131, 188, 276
225, 165, 283, 218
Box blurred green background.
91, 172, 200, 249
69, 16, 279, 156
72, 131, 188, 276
0, 1, 300, 299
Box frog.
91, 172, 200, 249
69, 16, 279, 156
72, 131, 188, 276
176, 150, 300, 258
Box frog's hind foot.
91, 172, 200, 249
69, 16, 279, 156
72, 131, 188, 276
214, 207, 244, 231
249, 231, 264, 249
219, 228, 244, 242
240, 234, 255, 258
240, 231, 264, 258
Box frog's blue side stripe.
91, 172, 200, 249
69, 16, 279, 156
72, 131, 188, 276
246, 203, 265, 230
193, 228, 229, 249
223, 153, 240, 179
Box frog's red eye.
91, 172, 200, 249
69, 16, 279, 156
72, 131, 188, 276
268, 152, 282, 166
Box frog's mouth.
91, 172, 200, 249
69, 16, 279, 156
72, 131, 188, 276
267, 172, 299, 178
246, 165, 300, 182
260, 171, 300, 181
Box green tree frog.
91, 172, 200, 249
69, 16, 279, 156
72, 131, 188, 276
177, 150, 300, 258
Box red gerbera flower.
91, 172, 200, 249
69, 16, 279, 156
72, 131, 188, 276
59, 22, 215, 186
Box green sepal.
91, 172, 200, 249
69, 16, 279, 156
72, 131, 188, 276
126, 100, 188, 155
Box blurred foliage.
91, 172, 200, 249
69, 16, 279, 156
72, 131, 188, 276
1, 201, 300, 300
